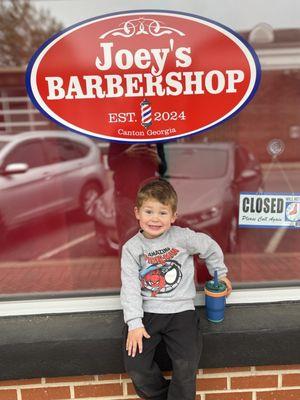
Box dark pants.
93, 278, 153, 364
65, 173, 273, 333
123, 310, 202, 400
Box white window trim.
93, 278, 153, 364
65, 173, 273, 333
257, 46, 300, 70
0, 287, 299, 317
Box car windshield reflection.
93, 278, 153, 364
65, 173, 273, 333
164, 148, 228, 179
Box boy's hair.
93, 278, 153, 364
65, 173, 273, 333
136, 178, 178, 213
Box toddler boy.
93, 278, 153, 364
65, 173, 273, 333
121, 178, 232, 400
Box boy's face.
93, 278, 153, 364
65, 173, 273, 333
134, 198, 177, 239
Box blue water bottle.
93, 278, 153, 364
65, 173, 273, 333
204, 271, 227, 323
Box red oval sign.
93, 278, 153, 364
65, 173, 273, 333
26, 10, 261, 142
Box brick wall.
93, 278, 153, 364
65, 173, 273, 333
0, 365, 300, 400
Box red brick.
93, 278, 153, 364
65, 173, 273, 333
124, 371, 173, 380
45, 375, 95, 383
257, 389, 300, 400
127, 382, 137, 395
196, 377, 227, 391
203, 367, 251, 374
206, 393, 252, 400
231, 375, 278, 389
98, 374, 121, 381
21, 387, 70, 400
74, 383, 123, 398
282, 373, 300, 387
0, 390, 17, 400
256, 364, 300, 371
0, 378, 41, 386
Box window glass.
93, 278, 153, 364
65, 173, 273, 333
4, 140, 47, 168
56, 139, 89, 161
0, 0, 299, 299
42, 138, 63, 164
165, 147, 228, 179
44, 138, 89, 163
73, 142, 89, 158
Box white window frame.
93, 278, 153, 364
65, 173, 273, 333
0, 287, 299, 317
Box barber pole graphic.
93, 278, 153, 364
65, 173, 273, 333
141, 99, 152, 128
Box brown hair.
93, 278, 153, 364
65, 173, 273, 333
136, 178, 178, 213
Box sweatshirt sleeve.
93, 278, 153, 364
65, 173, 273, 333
185, 228, 228, 278
120, 244, 144, 331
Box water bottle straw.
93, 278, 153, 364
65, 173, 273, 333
214, 270, 218, 288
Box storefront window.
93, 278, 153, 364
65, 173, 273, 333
0, 0, 299, 300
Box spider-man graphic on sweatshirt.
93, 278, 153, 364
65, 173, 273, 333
140, 253, 182, 297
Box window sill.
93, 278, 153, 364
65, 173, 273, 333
0, 302, 299, 380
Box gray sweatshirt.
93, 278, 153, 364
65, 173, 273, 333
120, 226, 228, 330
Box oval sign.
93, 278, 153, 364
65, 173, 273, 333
26, 10, 261, 142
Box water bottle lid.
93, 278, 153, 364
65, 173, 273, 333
205, 280, 227, 293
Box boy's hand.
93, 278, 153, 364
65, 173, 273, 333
220, 276, 233, 296
126, 327, 151, 357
